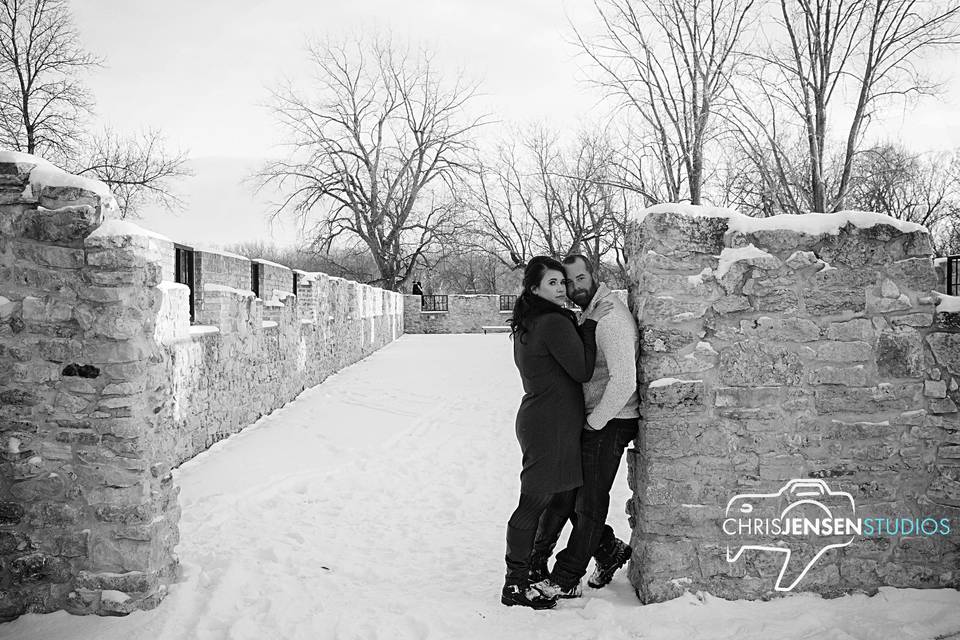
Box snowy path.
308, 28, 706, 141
4, 335, 960, 640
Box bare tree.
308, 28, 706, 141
574, 0, 757, 204
0, 0, 98, 158
0, 0, 191, 218
74, 128, 191, 219
466, 127, 625, 271
848, 144, 960, 230
465, 143, 539, 270
257, 35, 484, 291
736, 0, 960, 213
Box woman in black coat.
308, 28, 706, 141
500, 256, 611, 609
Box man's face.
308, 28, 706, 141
563, 259, 598, 309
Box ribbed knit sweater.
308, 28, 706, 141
578, 284, 640, 429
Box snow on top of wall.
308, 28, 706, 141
633, 203, 928, 236
937, 294, 960, 313
0, 150, 118, 212
252, 258, 291, 270
297, 271, 323, 284
203, 283, 255, 297
158, 281, 190, 292
99, 590, 130, 604
193, 246, 250, 261
87, 219, 172, 242
935, 257, 948, 266
649, 377, 701, 388
715, 244, 777, 279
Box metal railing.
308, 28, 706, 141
499, 294, 517, 311
421, 295, 448, 312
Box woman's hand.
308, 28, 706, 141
586, 299, 614, 322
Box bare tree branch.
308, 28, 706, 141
255, 33, 487, 291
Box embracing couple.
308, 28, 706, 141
502, 254, 640, 609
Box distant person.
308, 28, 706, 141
411, 280, 423, 296
500, 256, 613, 609
528, 254, 640, 599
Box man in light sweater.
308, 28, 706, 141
531, 254, 640, 598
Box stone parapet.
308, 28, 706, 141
626, 204, 960, 603
0, 153, 403, 620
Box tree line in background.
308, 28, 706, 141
259, 0, 960, 292
2, 1, 960, 292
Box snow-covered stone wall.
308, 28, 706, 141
626, 204, 960, 603
0, 153, 402, 620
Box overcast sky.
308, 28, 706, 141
67, 0, 960, 246
71, 0, 607, 159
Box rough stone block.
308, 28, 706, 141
887, 257, 938, 292
930, 397, 959, 414
9, 553, 72, 583
926, 333, 960, 376
877, 328, 924, 378
935, 311, 960, 331
22, 296, 73, 323
17, 205, 101, 243
803, 288, 866, 315
719, 342, 803, 386
751, 288, 800, 313
646, 379, 706, 415
807, 364, 872, 386
637, 211, 728, 257
826, 318, 875, 342
925, 380, 948, 399
641, 296, 708, 323
817, 224, 910, 265
742, 229, 822, 253
867, 291, 912, 313
12, 241, 84, 269
811, 340, 874, 362
891, 313, 933, 327
713, 294, 752, 314
814, 383, 923, 414
740, 317, 820, 342
642, 327, 701, 353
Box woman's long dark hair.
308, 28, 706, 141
508, 256, 568, 342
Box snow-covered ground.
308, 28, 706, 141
4, 335, 960, 640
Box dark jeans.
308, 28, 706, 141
532, 417, 639, 587
504, 489, 577, 584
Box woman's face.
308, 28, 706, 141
531, 268, 567, 305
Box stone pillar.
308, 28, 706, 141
626, 205, 959, 603
0, 155, 177, 618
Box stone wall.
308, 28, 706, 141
0, 154, 403, 619
626, 204, 960, 603
402, 290, 628, 334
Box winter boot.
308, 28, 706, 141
531, 577, 582, 599
587, 538, 632, 589
501, 581, 558, 609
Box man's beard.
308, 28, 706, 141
570, 285, 596, 307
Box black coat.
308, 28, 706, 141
512, 297, 598, 494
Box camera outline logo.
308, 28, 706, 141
723, 479, 857, 592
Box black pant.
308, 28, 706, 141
504, 489, 577, 584
532, 417, 639, 587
